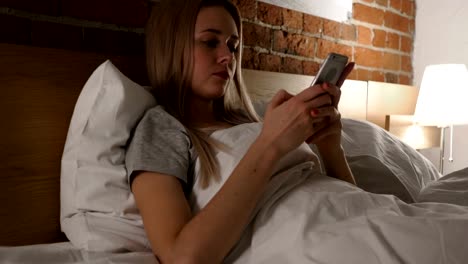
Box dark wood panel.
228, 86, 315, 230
0, 43, 147, 246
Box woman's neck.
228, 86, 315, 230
186, 98, 232, 129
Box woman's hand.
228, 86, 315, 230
259, 84, 334, 157
305, 83, 342, 150
259, 62, 355, 158
307, 62, 355, 151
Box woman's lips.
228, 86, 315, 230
213, 71, 229, 80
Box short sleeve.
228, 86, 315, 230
125, 105, 193, 185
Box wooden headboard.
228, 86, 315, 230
0, 43, 148, 246
0, 43, 418, 246
243, 69, 419, 128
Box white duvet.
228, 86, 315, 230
2, 122, 468, 264
193, 123, 468, 264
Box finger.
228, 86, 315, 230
321, 83, 341, 107
321, 83, 340, 97
310, 106, 340, 120
268, 89, 293, 110
313, 121, 342, 143
305, 93, 332, 110
336, 62, 355, 88
306, 120, 342, 144
306, 110, 340, 143
296, 84, 328, 102
305, 121, 330, 143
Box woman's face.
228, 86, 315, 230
191, 6, 239, 102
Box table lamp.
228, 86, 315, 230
413, 64, 468, 174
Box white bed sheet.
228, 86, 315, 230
3, 169, 468, 264
225, 171, 468, 263
0, 242, 157, 264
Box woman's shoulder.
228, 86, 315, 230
139, 105, 187, 133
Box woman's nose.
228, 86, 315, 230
218, 44, 234, 65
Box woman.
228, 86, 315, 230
125, 0, 355, 263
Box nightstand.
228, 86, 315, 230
385, 114, 441, 150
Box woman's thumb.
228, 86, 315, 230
268, 89, 293, 110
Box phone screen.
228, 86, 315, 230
310, 53, 348, 86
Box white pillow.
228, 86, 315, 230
253, 100, 440, 202
60, 60, 156, 252
418, 167, 468, 205
340, 118, 441, 202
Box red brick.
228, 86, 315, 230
357, 25, 372, 46
273, 31, 315, 58
0, 14, 31, 44
401, 35, 413, 53
83, 28, 144, 55
408, 18, 415, 35
386, 32, 400, 50
347, 68, 358, 80
341, 24, 357, 41
353, 3, 385, 26
317, 39, 353, 60
282, 57, 303, 74
243, 22, 271, 49
303, 14, 323, 34
282, 8, 303, 30
384, 11, 410, 33
32, 21, 83, 50
401, 55, 412, 72
372, 29, 387, 48
382, 52, 401, 71
273, 30, 288, 53
1, 0, 59, 16
385, 72, 399, 83
390, 0, 402, 12
259, 53, 281, 72
375, 0, 389, 7
401, 0, 415, 17
258, 2, 282, 26
371, 71, 386, 82
356, 68, 372, 81
302, 60, 320, 75
291, 35, 315, 57
241, 47, 260, 70
232, 0, 256, 20
399, 74, 411, 85
354, 47, 383, 68
323, 19, 341, 39
61, 0, 148, 27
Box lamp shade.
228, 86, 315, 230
414, 64, 468, 127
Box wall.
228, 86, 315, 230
236, 0, 415, 84
0, 0, 416, 85
0, 0, 147, 56
414, 0, 468, 175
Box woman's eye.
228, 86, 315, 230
228, 44, 239, 53
203, 40, 219, 48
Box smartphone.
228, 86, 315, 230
310, 53, 349, 86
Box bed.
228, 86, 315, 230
1, 43, 468, 263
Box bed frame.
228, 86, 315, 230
0, 43, 420, 246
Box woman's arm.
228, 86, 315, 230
132, 135, 279, 264
307, 82, 356, 185
133, 88, 332, 263
311, 63, 356, 185
317, 136, 356, 185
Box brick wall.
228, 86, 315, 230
236, 0, 415, 84
0, 0, 415, 84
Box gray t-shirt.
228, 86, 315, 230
125, 105, 196, 193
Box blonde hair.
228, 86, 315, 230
146, 0, 260, 188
